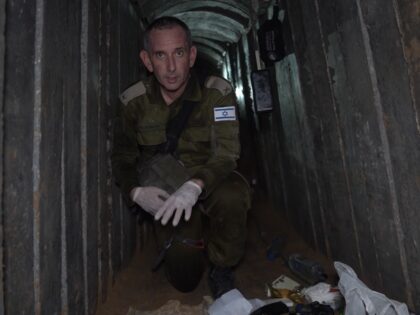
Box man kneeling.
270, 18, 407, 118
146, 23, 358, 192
112, 16, 251, 298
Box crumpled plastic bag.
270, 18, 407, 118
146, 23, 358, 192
334, 262, 409, 315
208, 289, 253, 315
301, 282, 343, 310
208, 289, 290, 315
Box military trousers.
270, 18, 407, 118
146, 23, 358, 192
154, 171, 251, 292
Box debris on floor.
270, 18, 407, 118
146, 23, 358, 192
124, 261, 415, 315
266, 274, 306, 304
335, 261, 410, 315
209, 288, 298, 315
208, 288, 334, 315
301, 282, 343, 310
287, 254, 328, 285
265, 236, 287, 261
270, 274, 301, 291
208, 289, 253, 315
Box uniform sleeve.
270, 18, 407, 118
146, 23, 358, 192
111, 103, 139, 206
191, 90, 240, 198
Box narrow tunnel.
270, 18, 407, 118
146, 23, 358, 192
1, 0, 419, 314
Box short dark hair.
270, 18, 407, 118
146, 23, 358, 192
143, 16, 193, 52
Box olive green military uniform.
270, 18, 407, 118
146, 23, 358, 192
112, 72, 251, 292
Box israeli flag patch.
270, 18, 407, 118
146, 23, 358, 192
214, 106, 236, 122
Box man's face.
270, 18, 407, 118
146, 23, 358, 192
140, 25, 197, 97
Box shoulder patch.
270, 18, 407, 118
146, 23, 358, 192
205, 76, 233, 96
119, 81, 146, 105
214, 106, 237, 122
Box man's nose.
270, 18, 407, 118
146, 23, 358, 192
167, 55, 176, 72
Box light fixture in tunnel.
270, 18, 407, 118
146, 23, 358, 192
235, 85, 244, 102
222, 54, 232, 82
222, 66, 229, 81
235, 84, 246, 113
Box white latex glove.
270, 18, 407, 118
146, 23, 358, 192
131, 186, 170, 216
154, 180, 202, 226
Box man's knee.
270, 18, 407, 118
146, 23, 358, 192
155, 210, 205, 292
164, 240, 205, 292
208, 172, 251, 214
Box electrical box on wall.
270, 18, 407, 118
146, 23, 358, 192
257, 5, 286, 66
251, 69, 275, 112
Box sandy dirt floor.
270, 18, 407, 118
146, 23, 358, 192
95, 195, 336, 315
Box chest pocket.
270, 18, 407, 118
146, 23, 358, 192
135, 103, 169, 146
182, 126, 211, 142
137, 126, 166, 146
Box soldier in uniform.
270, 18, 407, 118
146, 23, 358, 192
111, 16, 251, 298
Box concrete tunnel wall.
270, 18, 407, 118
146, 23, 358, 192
1, 0, 142, 314
227, 0, 419, 311
1, 0, 420, 313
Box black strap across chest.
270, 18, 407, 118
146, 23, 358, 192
157, 100, 198, 154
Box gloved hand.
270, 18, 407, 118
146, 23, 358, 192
154, 180, 202, 226
130, 186, 170, 216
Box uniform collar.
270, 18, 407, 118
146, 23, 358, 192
148, 71, 202, 105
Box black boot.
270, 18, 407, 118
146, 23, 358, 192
208, 265, 235, 299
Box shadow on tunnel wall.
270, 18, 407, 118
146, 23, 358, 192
247, 0, 420, 311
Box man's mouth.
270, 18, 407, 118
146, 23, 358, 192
166, 76, 177, 84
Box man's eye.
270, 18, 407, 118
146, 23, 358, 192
175, 50, 184, 57
156, 52, 165, 59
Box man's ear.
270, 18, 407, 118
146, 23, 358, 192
140, 50, 153, 72
189, 46, 197, 68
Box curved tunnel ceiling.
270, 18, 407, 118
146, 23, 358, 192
136, 0, 269, 66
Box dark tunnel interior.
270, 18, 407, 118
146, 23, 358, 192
1, 0, 420, 314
